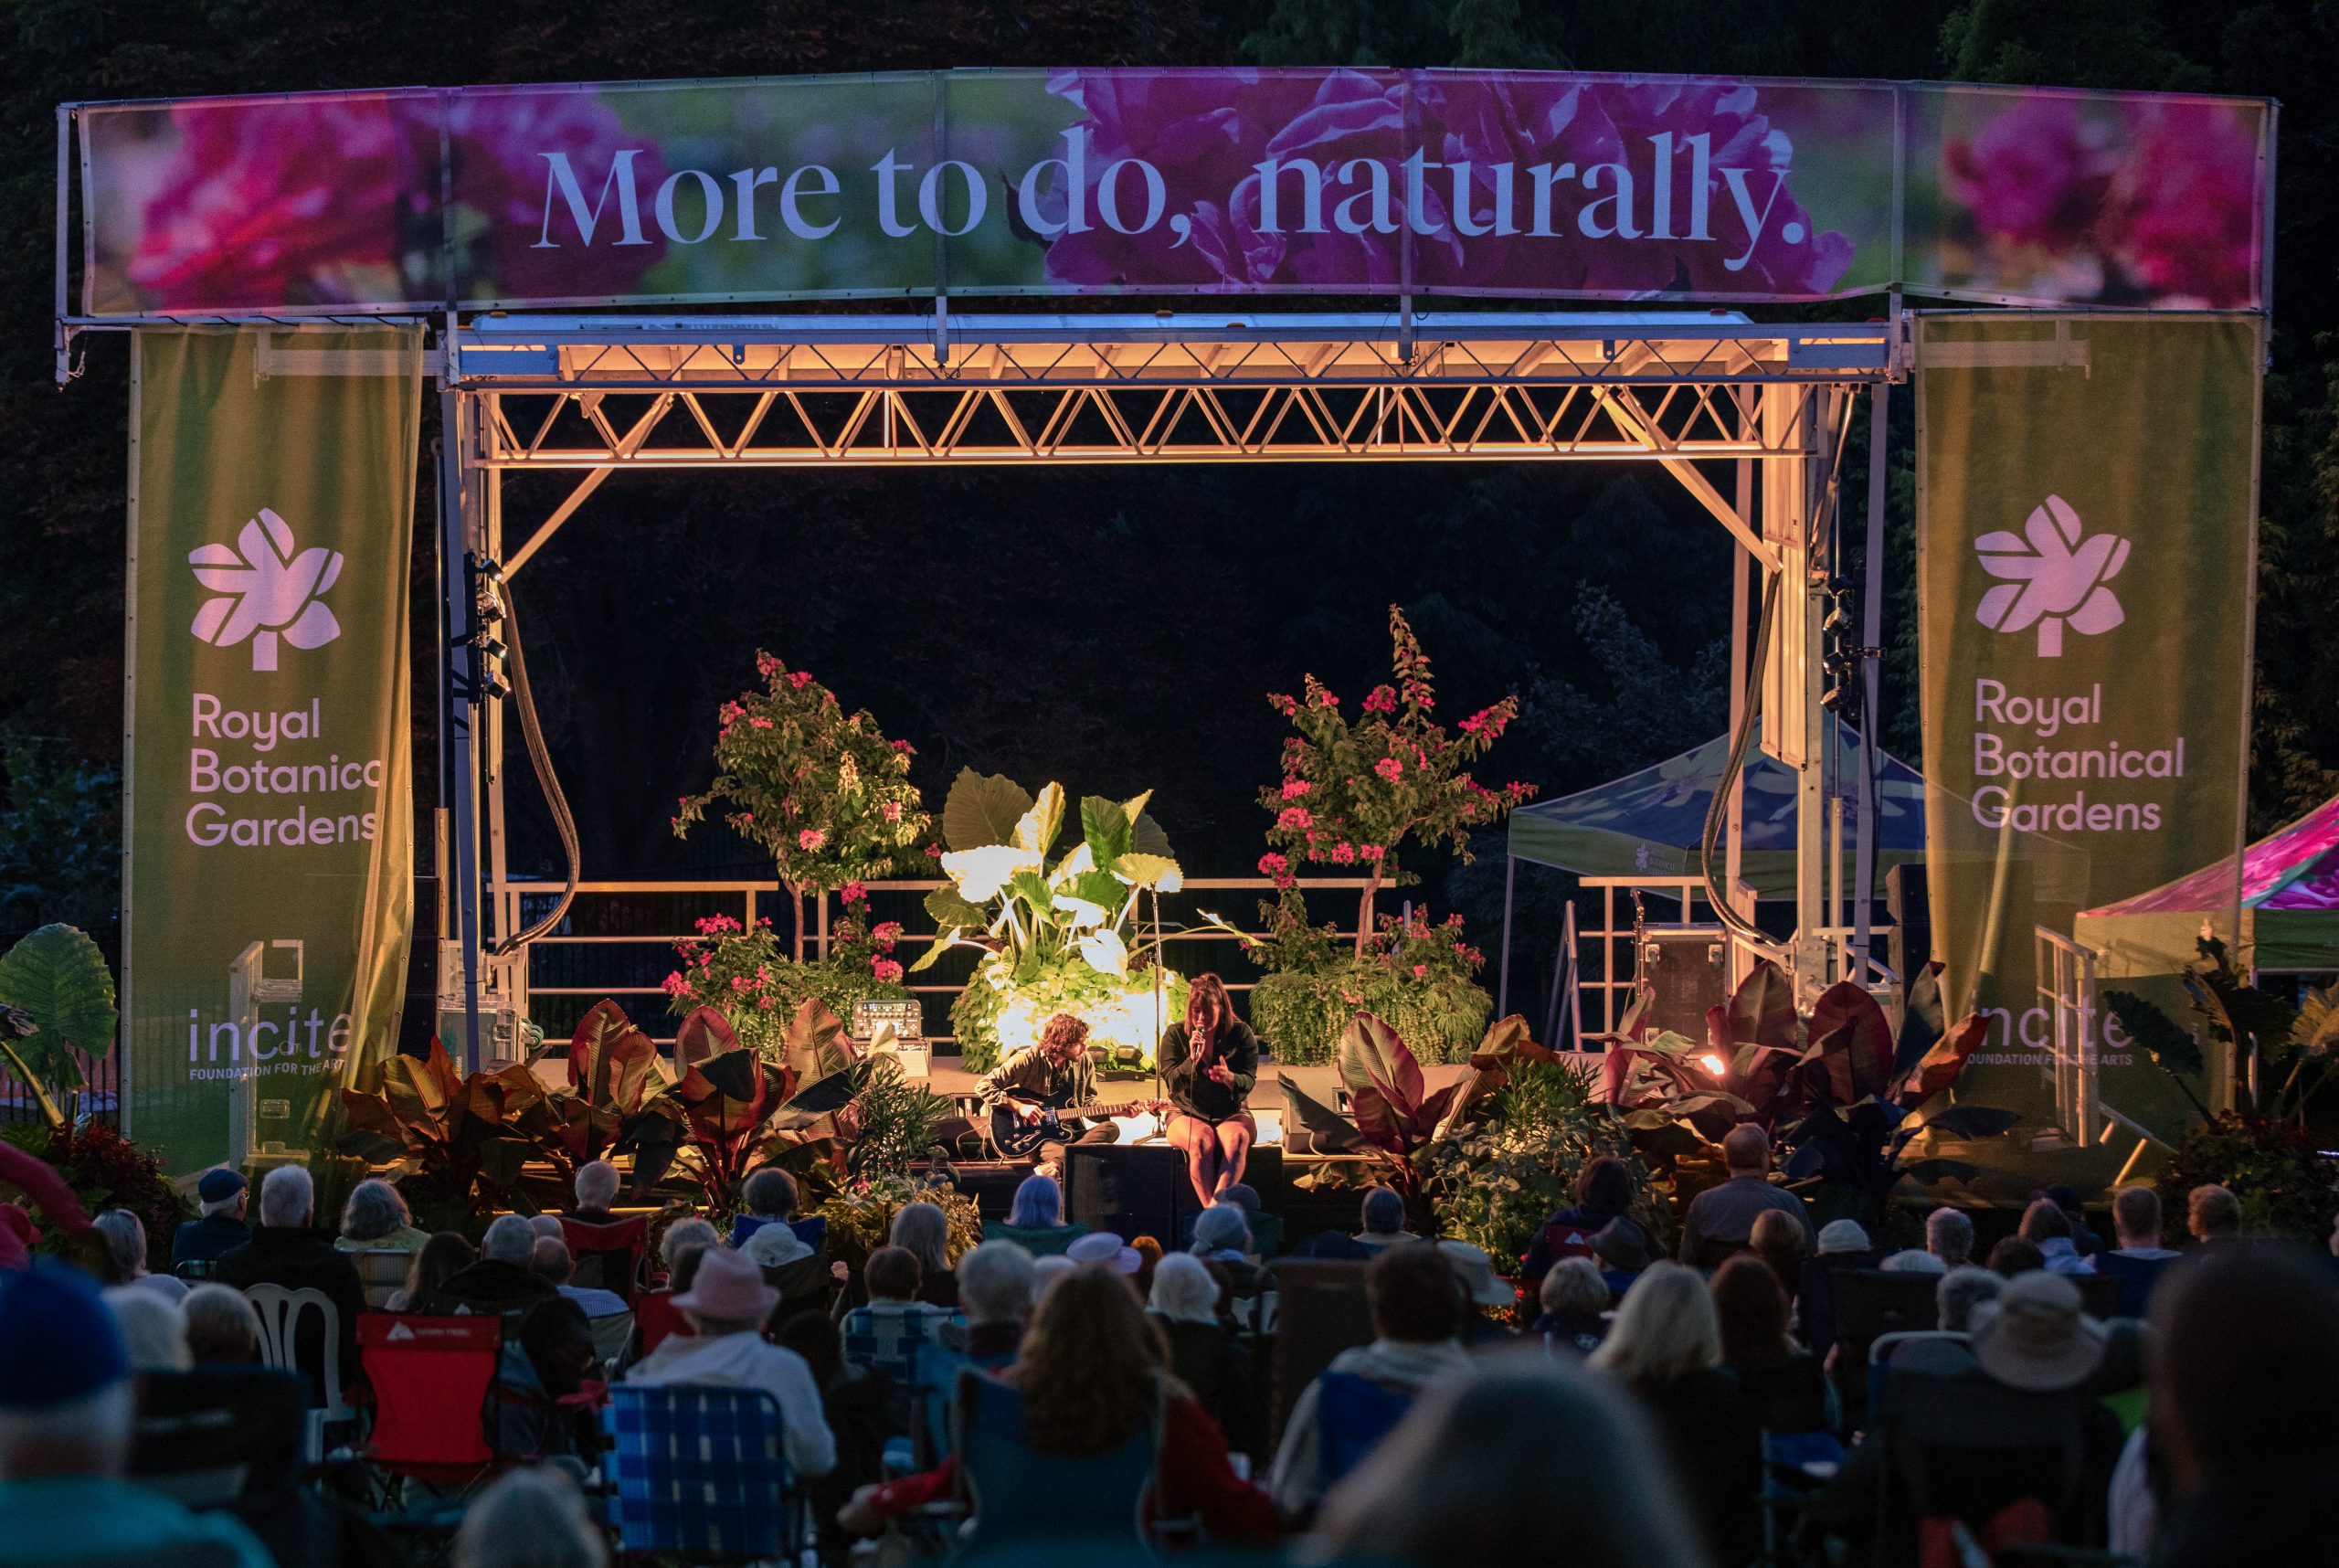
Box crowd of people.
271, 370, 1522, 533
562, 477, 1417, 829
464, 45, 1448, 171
1, 1114, 2335, 1568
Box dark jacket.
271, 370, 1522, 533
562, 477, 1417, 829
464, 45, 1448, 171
439, 1258, 559, 1319
1522, 1203, 1627, 1285
1157, 1022, 1259, 1123
2156, 1462, 2339, 1568
1732, 1351, 1832, 1435
171, 1214, 253, 1267
1635, 1365, 1762, 1567
210, 1226, 368, 1397
975, 1044, 1095, 1113
1799, 1249, 1885, 1353
1157, 1315, 1256, 1457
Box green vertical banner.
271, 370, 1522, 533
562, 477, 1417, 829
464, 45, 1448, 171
125, 327, 419, 1173
1917, 314, 2259, 1179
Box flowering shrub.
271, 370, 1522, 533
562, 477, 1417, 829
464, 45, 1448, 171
1260, 605, 1531, 960
662, 899, 911, 1065
674, 653, 934, 961
820, 1174, 983, 1282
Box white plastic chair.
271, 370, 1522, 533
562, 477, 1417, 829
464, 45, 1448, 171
244, 1283, 356, 1459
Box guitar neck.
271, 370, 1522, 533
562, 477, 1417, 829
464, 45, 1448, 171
1038, 1100, 1155, 1120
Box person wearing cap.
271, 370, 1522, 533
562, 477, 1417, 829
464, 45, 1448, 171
1437, 1240, 1519, 1344
171, 1167, 250, 1267
1591, 1215, 1653, 1299
1065, 1230, 1142, 1275
0, 1261, 273, 1566
624, 1244, 836, 1478
1677, 1125, 1814, 1269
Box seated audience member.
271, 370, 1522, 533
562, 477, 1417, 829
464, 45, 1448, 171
1067, 1231, 1143, 1275
1438, 1240, 1519, 1342
984, 1173, 1086, 1255
737, 1170, 814, 1266
1678, 1125, 1812, 1268
526, 1215, 564, 1242
1270, 1240, 1473, 1520
1986, 1234, 2046, 1277
492, 1296, 603, 1465
181, 1283, 263, 1365
624, 1245, 835, 1477
1192, 1202, 1253, 1262
1130, 1234, 1163, 1297
773, 1312, 900, 1550
440, 1214, 560, 1318
0, 1262, 274, 1567
211, 1166, 367, 1393
1880, 1247, 1948, 1275
1593, 1216, 1654, 1299
1352, 1185, 1414, 1254
335, 1178, 429, 1255
1031, 1254, 1074, 1298
171, 1168, 251, 1269
1710, 1255, 1828, 1434
1536, 1255, 1611, 1357
569, 1160, 622, 1224
1798, 1218, 1880, 1354
1591, 1260, 1761, 1565
2186, 1183, 2242, 1245
2042, 1184, 2105, 1256
1314, 1359, 1713, 1568
1935, 1265, 2002, 1335
1149, 1252, 1255, 1455
386, 1231, 474, 1314
888, 1202, 958, 1308
1521, 1155, 1635, 1286
451, 1464, 607, 1568
91, 1210, 168, 1296
658, 1216, 720, 1289
841, 1245, 960, 1389
2021, 1197, 2096, 1275
2096, 1184, 2184, 1317
531, 1237, 627, 1319
1925, 1205, 1975, 1270
104, 1286, 191, 1373
1750, 1207, 1808, 1309
840, 1266, 1278, 1544
947, 1239, 1034, 1369
2148, 1248, 2339, 1567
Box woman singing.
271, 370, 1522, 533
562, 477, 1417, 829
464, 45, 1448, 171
1158, 974, 1259, 1207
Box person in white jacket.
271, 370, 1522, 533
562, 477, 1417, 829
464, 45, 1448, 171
624, 1244, 836, 1478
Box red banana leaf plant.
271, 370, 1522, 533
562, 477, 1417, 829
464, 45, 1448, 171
668, 997, 860, 1211
337, 1037, 561, 1224
556, 999, 686, 1192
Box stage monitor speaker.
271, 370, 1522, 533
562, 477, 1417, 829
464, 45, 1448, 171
1637, 928, 1729, 1040
1886, 863, 1932, 990
1066, 1143, 1286, 1248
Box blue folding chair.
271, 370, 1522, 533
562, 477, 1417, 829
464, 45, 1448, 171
948, 1367, 1165, 1562
1314, 1369, 1415, 1487
605, 1384, 805, 1562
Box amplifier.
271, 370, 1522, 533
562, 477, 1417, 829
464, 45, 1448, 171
1637, 927, 1730, 1040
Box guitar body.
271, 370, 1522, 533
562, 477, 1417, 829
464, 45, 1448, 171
988, 1098, 1162, 1160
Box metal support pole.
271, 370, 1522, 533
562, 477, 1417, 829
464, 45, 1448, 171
1854, 360, 1891, 985
439, 369, 484, 1073
1496, 854, 1517, 1017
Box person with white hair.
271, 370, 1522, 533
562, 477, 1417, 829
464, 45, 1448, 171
1880, 1247, 1948, 1276
0, 1263, 273, 1565
950, 1240, 1034, 1368
571, 1160, 622, 1222
91, 1210, 185, 1301
212, 1165, 367, 1393
659, 1217, 721, 1290
103, 1286, 191, 1373
335, 1178, 429, 1255
1149, 1252, 1255, 1454
181, 1284, 263, 1365
439, 1213, 561, 1318
1926, 1206, 1975, 1269
888, 1202, 957, 1308
452, 1462, 609, 1568
170, 1168, 250, 1268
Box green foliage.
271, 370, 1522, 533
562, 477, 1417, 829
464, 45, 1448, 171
0, 1121, 189, 1273
1424, 1061, 1661, 1268
842, 1055, 947, 1180
818, 1173, 983, 1280
337, 1040, 559, 1230
0, 740, 120, 936
2155, 1112, 2339, 1245
0, 924, 117, 1094
949, 948, 1187, 1075
662, 906, 911, 1065
1253, 962, 1491, 1066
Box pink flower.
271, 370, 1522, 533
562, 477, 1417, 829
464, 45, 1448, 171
799, 828, 828, 852
757, 654, 781, 678
2108, 101, 2261, 307
891, 738, 914, 754
1374, 758, 1404, 783
926, 842, 945, 859
439, 91, 672, 300
872, 958, 905, 984
1329, 842, 1357, 863
873, 921, 905, 946
1944, 96, 2118, 252
1310, 687, 1340, 710
748, 715, 774, 729
882, 800, 904, 822
840, 881, 868, 907
1359, 843, 1385, 862
1277, 806, 1314, 832
1269, 694, 1300, 717
788, 671, 815, 690
1280, 778, 1312, 800
1361, 685, 1398, 715
719, 702, 744, 724
660, 971, 693, 998
1412, 963, 1430, 980
693, 914, 742, 936
1257, 851, 1290, 876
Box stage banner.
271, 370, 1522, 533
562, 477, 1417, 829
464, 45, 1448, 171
1917, 313, 2259, 1178
75, 71, 2267, 316
124, 327, 419, 1173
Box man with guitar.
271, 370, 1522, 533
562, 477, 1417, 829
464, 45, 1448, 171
977, 1012, 1156, 1166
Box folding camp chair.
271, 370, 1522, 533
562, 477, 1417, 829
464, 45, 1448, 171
132, 1366, 307, 1510
245, 1284, 359, 1460
1868, 1331, 1973, 1428
355, 1313, 504, 1506
604, 1384, 808, 1563
349, 1248, 413, 1309
627, 1289, 690, 1362
949, 1367, 1167, 1561
1314, 1370, 1414, 1488
1876, 1371, 2098, 1564
560, 1214, 650, 1306
1263, 1259, 1374, 1443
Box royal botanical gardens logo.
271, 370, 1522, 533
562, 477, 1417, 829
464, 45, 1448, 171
188, 509, 345, 672
1974, 495, 2129, 658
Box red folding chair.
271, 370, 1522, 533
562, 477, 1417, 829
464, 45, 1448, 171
356, 1313, 504, 1493
560, 1214, 650, 1306
631, 1289, 690, 1359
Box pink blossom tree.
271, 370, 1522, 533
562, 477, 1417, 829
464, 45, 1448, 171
1259, 606, 1534, 960
673, 652, 933, 962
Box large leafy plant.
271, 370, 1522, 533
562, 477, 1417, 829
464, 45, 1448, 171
1243, 898, 1493, 1065
0, 924, 118, 1097
1259, 606, 1532, 960
918, 770, 1189, 1071
338, 1040, 564, 1227
673, 652, 934, 961
2107, 936, 2338, 1126
661, 902, 911, 1063
556, 1000, 684, 1190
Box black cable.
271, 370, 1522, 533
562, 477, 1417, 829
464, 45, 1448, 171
491, 582, 582, 956
1701, 569, 1781, 946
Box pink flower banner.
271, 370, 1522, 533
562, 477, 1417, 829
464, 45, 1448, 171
72, 69, 2270, 318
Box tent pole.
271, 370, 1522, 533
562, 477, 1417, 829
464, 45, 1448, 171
1854, 324, 1893, 987
439, 371, 483, 1074
1497, 854, 1517, 1016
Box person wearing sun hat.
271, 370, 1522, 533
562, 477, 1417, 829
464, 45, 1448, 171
1066, 1230, 1142, 1275
624, 1243, 836, 1478
1437, 1240, 1519, 1343
1967, 1268, 2108, 1392
0, 1261, 272, 1565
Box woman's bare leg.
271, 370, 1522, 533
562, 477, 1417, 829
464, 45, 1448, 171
1211, 1116, 1254, 1199
1167, 1114, 1219, 1206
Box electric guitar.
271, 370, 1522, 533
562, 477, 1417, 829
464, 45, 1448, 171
989, 1097, 1167, 1159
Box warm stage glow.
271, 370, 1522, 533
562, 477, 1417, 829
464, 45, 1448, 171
1700, 1053, 1729, 1077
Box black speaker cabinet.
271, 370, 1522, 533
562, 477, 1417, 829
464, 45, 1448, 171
1065, 1143, 1284, 1246
1637, 927, 1730, 1040
1886, 862, 1932, 991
